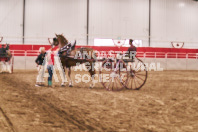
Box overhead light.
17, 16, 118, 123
179, 2, 185, 7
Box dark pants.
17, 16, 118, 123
47, 65, 53, 81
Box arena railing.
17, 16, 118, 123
10, 50, 198, 59
10, 50, 39, 56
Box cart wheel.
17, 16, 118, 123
124, 58, 147, 90
99, 59, 127, 91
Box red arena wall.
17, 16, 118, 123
3, 44, 198, 53
0, 44, 198, 59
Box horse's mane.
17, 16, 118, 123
58, 34, 69, 44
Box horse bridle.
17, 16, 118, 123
52, 37, 72, 56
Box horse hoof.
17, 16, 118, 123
69, 85, 73, 87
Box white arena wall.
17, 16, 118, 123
1, 0, 198, 48
1, 44, 197, 71
12, 55, 198, 71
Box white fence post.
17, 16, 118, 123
25, 51, 27, 71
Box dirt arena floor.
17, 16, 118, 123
0, 70, 198, 132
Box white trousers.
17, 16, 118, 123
0, 62, 12, 73
36, 65, 45, 83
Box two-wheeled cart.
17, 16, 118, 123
99, 56, 147, 91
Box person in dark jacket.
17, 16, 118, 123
35, 47, 46, 87
5, 44, 9, 51
0, 44, 6, 57
35, 49, 46, 66
127, 39, 136, 59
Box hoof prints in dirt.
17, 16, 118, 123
0, 74, 105, 131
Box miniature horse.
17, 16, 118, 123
52, 34, 96, 88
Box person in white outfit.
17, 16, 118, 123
35, 47, 46, 87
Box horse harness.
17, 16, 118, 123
59, 43, 72, 56
58, 40, 76, 57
